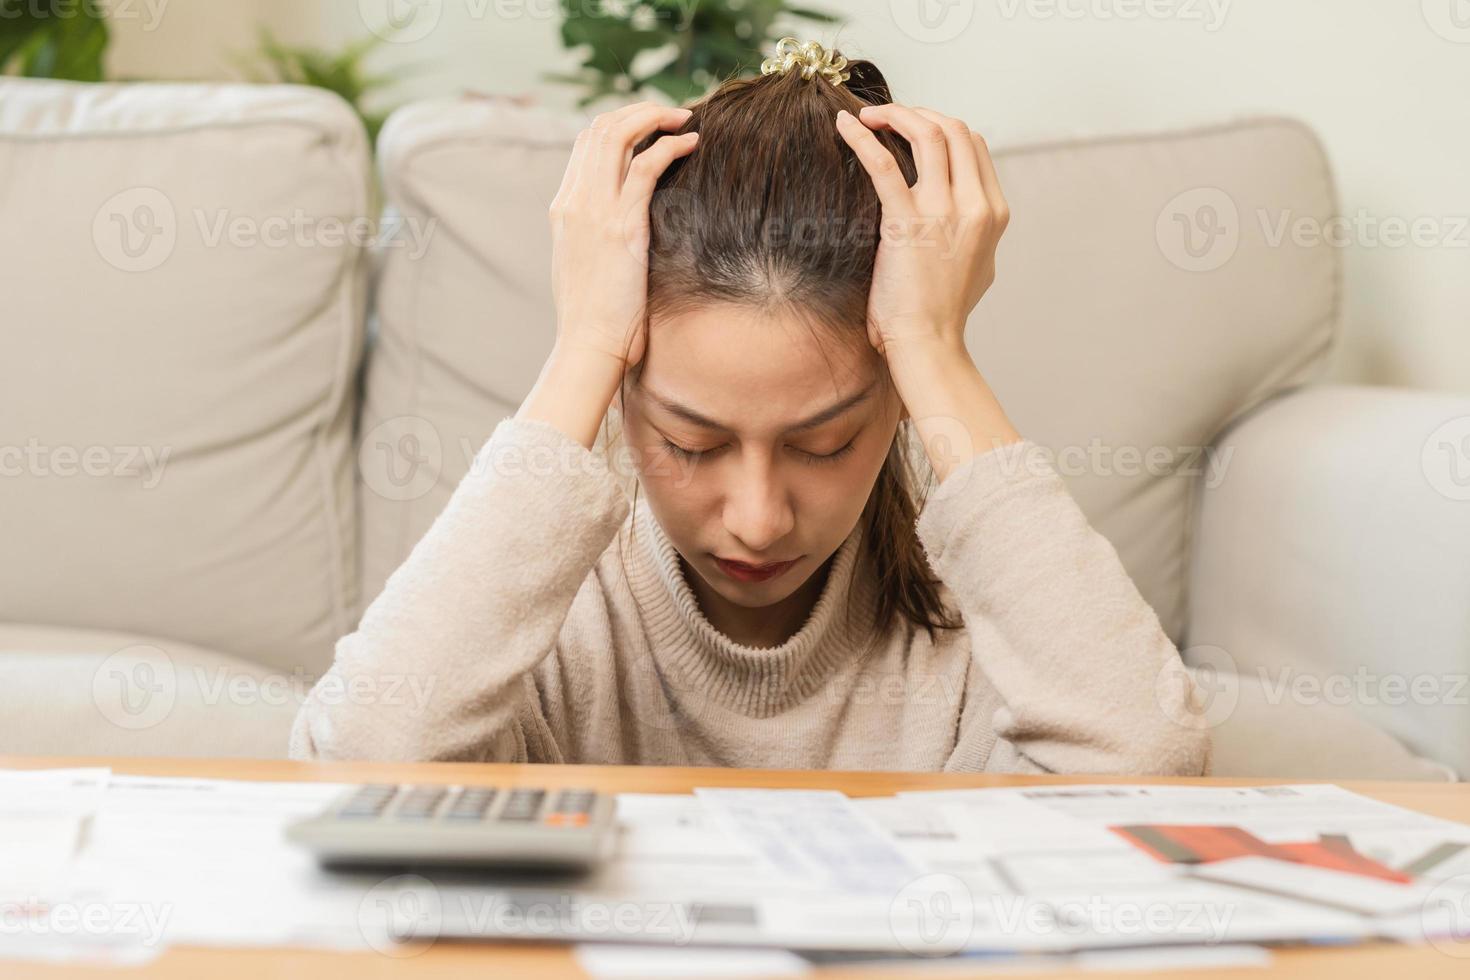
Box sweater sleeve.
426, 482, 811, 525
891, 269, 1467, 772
916, 439, 1213, 777
288, 415, 631, 763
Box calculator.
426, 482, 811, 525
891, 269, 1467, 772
285, 783, 617, 872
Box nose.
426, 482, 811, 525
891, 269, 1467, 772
721, 452, 795, 556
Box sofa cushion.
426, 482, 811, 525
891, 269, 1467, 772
364, 103, 1336, 640
0, 80, 369, 676
1202, 668, 1457, 782
0, 624, 302, 759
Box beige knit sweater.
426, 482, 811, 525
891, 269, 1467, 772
289, 416, 1212, 775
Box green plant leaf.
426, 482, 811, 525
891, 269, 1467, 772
239, 26, 408, 150
548, 0, 845, 105
784, 7, 842, 23
0, 1, 109, 81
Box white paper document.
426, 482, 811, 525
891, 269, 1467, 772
5, 771, 1469, 966
0, 768, 164, 965
693, 788, 922, 895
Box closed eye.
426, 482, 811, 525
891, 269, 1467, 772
660, 436, 858, 464
661, 437, 724, 461
793, 438, 857, 465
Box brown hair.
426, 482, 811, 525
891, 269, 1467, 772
624, 55, 961, 640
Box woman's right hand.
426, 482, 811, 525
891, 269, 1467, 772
548, 101, 699, 370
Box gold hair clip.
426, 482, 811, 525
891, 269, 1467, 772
760, 36, 850, 88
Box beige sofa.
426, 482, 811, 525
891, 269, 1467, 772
1, 78, 1464, 780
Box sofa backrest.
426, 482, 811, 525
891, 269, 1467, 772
362, 102, 1338, 642
0, 80, 369, 676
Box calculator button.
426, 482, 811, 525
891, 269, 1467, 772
544, 812, 590, 827
394, 787, 447, 819
444, 788, 498, 820
497, 788, 546, 822
552, 789, 596, 814
338, 784, 399, 818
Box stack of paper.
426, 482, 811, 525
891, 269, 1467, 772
2, 771, 1468, 970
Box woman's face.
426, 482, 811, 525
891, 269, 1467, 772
620, 303, 903, 611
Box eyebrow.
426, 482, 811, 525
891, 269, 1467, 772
645, 381, 877, 434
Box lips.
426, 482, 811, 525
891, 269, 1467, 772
713, 556, 800, 584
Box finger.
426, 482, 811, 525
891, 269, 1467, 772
607, 101, 694, 186
911, 107, 983, 210
552, 126, 596, 213
835, 109, 915, 213
970, 131, 1011, 228
572, 102, 653, 202
588, 104, 692, 196
856, 103, 950, 193
620, 130, 700, 213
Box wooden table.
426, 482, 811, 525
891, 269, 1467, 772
3, 756, 1468, 978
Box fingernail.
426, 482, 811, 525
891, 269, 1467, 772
836, 109, 851, 123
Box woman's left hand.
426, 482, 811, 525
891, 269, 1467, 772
835, 104, 1010, 357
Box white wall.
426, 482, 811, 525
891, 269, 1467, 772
108, 0, 1470, 393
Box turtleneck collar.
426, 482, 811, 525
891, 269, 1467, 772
621, 493, 879, 717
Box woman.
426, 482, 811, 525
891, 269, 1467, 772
289, 43, 1211, 775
